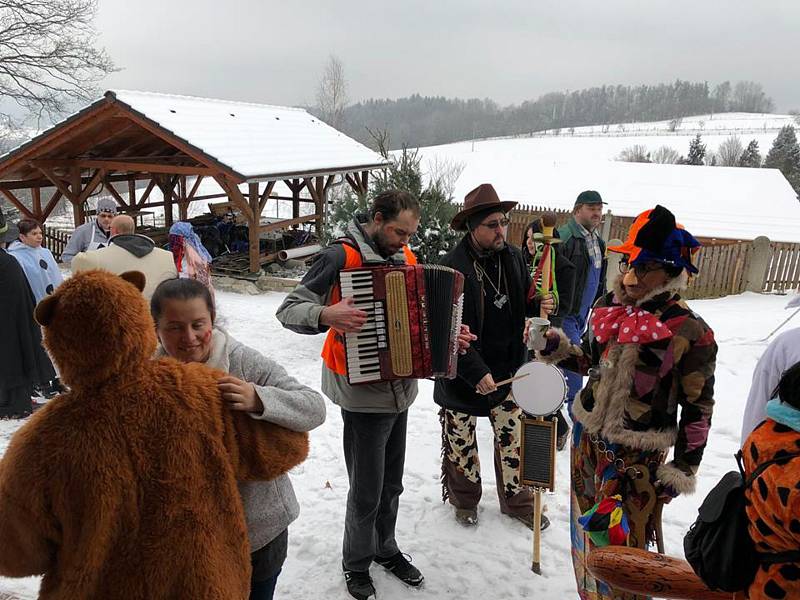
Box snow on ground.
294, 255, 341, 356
1, 290, 796, 599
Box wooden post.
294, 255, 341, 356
248, 182, 261, 274
178, 176, 189, 221
32, 187, 42, 222
292, 179, 300, 220
128, 177, 136, 206
745, 236, 771, 293
71, 167, 84, 226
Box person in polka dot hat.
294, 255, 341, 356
536, 204, 717, 600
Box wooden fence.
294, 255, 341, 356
463, 203, 800, 299
763, 242, 800, 293
43, 227, 72, 263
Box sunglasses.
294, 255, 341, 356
478, 217, 510, 230
619, 261, 664, 277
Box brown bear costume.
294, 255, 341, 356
0, 270, 309, 599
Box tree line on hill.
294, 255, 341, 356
323, 79, 776, 150
617, 126, 800, 195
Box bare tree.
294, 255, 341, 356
316, 55, 348, 130
717, 135, 744, 167
651, 145, 681, 164
0, 0, 115, 122
617, 144, 650, 163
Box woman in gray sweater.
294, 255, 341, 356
151, 278, 326, 600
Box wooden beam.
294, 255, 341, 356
214, 175, 254, 223
136, 179, 157, 207
259, 214, 320, 233
74, 118, 137, 154
259, 181, 276, 215
41, 190, 63, 222
77, 169, 107, 204
32, 187, 42, 217
34, 166, 78, 202
248, 182, 261, 273
71, 167, 84, 226
0, 102, 120, 180
103, 177, 128, 207
187, 175, 205, 200
30, 159, 215, 176
0, 172, 151, 191
128, 178, 136, 206
0, 189, 34, 219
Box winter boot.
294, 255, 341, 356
454, 507, 478, 526
374, 552, 424, 587
343, 565, 376, 600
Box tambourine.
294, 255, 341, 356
512, 361, 566, 417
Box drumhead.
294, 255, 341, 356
512, 361, 567, 417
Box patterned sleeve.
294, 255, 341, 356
657, 318, 717, 495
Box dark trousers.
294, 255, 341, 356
249, 571, 279, 600
0, 384, 32, 418
341, 408, 407, 571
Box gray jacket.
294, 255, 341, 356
275, 217, 418, 413
61, 220, 111, 264
156, 329, 326, 552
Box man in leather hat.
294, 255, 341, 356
434, 183, 548, 530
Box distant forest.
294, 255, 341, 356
333, 80, 775, 150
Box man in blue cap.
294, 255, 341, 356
556, 191, 608, 428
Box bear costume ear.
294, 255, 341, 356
120, 271, 146, 292
35, 294, 60, 326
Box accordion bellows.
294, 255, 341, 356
339, 265, 465, 385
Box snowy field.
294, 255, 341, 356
1, 288, 796, 599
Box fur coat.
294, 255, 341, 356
540, 274, 717, 495
0, 270, 309, 599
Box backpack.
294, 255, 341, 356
684, 450, 800, 592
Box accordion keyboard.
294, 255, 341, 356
340, 270, 387, 384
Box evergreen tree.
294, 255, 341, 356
738, 139, 762, 168
764, 125, 800, 193
324, 145, 462, 263
686, 134, 706, 165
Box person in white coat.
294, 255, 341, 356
71, 215, 177, 300
740, 294, 800, 443
60, 197, 117, 264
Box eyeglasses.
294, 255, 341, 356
479, 218, 510, 230
619, 261, 664, 277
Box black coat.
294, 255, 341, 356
556, 218, 608, 318
434, 236, 531, 416
0, 249, 55, 390
522, 238, 576, 329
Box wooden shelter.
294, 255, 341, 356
0, 90, 389, 272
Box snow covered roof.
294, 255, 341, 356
0, 90, 388, 183
416, 142, 800, 242
109, 90, 388, 180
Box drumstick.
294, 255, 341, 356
494, 372, 530, 387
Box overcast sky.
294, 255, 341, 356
95, 0, 800, 111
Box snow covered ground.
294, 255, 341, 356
1, 288, 796, 599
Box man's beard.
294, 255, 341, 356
372, 228, 397, 258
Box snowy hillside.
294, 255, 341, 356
412, 112, 800, 243
1, 289, 797, 599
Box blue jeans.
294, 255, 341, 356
250, 570, 280, 600
560, 315, 585, 408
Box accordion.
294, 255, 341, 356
339, 265, 465, 385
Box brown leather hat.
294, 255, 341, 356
451, 183, 517, 231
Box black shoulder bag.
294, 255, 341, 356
684, 450, 800, 592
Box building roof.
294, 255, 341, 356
0, 90, 388, 183
110, 90, 388, 180
417, 142, 800, 243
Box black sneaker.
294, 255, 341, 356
374, 552, 424, 587
343, 566, 376, 600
